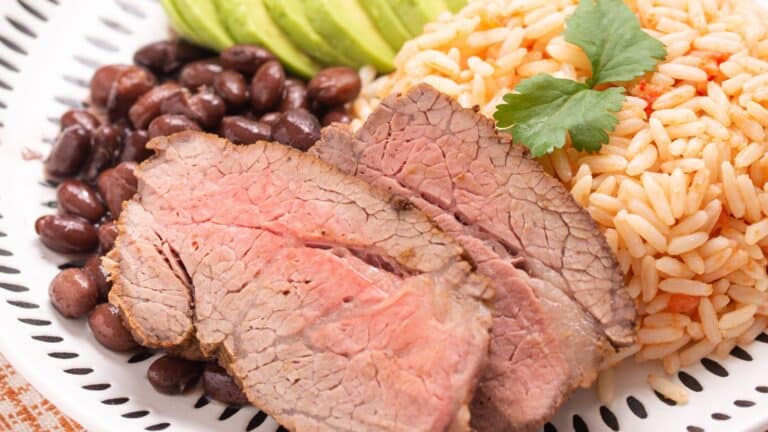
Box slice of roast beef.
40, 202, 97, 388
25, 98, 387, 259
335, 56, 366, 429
107, 131, 493, 432
311, 84, 636, 431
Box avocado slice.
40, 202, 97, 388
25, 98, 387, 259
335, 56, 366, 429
214, 0, 320, 78
360, 0, 413, 49
386, 0, 448, 36
160, 0, 208, 47
444, 0, 467, 12
305, 0, 395, 72
263, 0, 352, 66
171, 0, 234, 50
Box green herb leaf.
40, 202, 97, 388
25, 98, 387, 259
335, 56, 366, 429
494, 74, 625, 157
565, 0, 667, 87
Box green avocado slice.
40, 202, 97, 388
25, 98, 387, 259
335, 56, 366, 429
305, 0, 395, 72
160, 0, 208, 46
215, 0, 320, 78
444, 0, 467, 12
263, 0, 352, 66
360, 0, 413, 49
386, 0, 447, 36
171, 0, 234, 51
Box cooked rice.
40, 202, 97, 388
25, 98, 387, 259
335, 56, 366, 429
353, 0, 768, 403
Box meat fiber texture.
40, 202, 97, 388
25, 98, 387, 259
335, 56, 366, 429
106, 132, 493, 432
311, 84, 637, 432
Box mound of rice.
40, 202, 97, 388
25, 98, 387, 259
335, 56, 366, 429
354, 0, 768, 404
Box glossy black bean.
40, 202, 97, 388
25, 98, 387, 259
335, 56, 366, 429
271, 109, 321, 151
45, 125, 92, 177
56, 179, 106, 222
49, 268, 99, 318
147, 114, 201, 139
106, 66, 157, 121
259, 112, 281, 127
83, 253, 111, 300
35, 214, 98, 253
161, 90, 226, 130
322, 110, 352, 126
280, 78, 308, 112
128, 82, 182, 129
82, 123, 124, 183
203, 363, 249, 405
220, 116, 271, 144
96, 162, 137, 218
220, 45, 275, 76
179, 59, 223, 89
213, 70, 249, 109
134, 40, 211, 74
98, 221, 118, 252
119, 129, 152, 163
91, 65, 130, 107
250, 60, 285, 114
307, 67, 361, 109
88, 303, 139, 352
60, 109, 100, 132
147, 355, 204, 395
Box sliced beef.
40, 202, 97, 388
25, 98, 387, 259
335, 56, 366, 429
107, 131, 493, 432
311, 84, 636, 431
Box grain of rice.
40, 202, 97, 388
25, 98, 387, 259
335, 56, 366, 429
663, 353, 681, 375
729, 284, 767, 305
638, 335, 691, 361
625, 213, 669, 252
719, 304, 759, 329
737, 317, 768, 344
699, 297, 723, 344
628, 200, 671, 236
687, 321, 705, 340
679, 339, 717, 367
670, 211, 708, 236
682, 250, 706, 274
685, 169, 710, 216
723, 317, 756, 338
668, 232, 709, 255
722, 161, 746, 218
660, 279, 712, 296
647, 373, 689, 404
656, 256, 695, 278
715, 338, 738, 358
745, 218, 768, 245
596, 368, 615, 405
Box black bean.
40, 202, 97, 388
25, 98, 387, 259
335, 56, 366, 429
119, 129, 152, 163
161, 90, 225, 130
83, 253, 111, 300
271, 109, 321, 151
220, 45, 275, 76
259, 112, 281, 127
179, 59, 223, 89
220, 116, 271, 144
203, 363, 249, 405
57, 179, 106, 222
49, 268, 99, 318
35, 214, 98, 253
322, 110, 352, 126
307, 67, 361, 109
129, 82, 182, 129
107, 66, 157, 122
98, 221, 118, 252
280, 78, 308, 112
91, 65, 130, 107
213, 70, 249, 109
147, 114, 201, 139
96, 162, 137, 218
88, 303, 138, 352
45, 125, 92, 177
134, 40, 211, 75
82, 123, 124, 183
250, 60, 285, 114
147, 355, 204, 395
60, 109, 100, 132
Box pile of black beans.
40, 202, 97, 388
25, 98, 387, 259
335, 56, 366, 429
35, 39, 360, 405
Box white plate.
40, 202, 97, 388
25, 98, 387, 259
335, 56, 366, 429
0, 1, 767, 431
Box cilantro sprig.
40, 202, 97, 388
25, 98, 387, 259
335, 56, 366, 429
494, 0, 667, 157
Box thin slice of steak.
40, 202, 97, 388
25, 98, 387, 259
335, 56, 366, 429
106, 131, 493, 432
311, 84, 636, 431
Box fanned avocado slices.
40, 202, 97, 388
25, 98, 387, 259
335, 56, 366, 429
264, 0, 353, 66
360, 0, 414, 49
305, 0, 395, 72
172, 0, 234, 50
214, 0, 320, 78
386, 0, 448, 36
444, 0, 467, 12
160, 0, 208, 47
